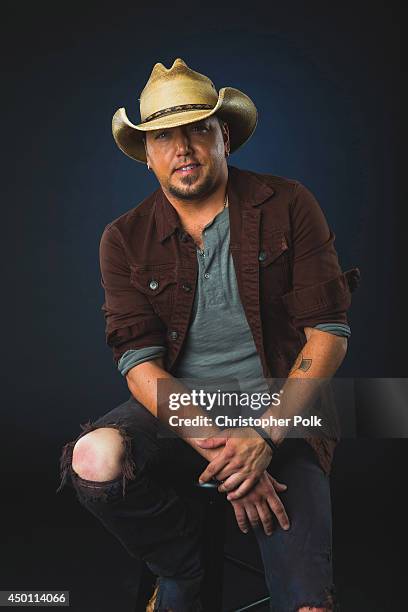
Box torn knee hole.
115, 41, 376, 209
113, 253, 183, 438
56, 420, 136, 498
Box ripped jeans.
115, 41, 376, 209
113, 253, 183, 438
56, 395, 338, 612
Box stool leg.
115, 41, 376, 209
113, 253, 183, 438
199, 491, 226, 612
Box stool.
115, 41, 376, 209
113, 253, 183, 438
137, 479, 271, 611
195, 479, 271, 612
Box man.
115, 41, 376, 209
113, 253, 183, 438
57, 59, 360, 611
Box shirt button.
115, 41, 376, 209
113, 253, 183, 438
204, 272, 210, 279
258, 250, 267, 262
149, 279, 159, 290
182, 283, 192, 292
169, 331, 178, 340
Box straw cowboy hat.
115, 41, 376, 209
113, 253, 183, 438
112, 58, 258, 163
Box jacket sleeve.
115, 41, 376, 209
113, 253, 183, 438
99, 224, 167, 366
281, 182, 360, 329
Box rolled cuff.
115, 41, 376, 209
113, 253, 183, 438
106, 317, 167, 366
118, 346, 167, 377
314, 323, 351, 338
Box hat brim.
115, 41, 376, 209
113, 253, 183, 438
112, 87, 258, 163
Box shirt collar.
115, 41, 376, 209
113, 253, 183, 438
155, 164, 276, 243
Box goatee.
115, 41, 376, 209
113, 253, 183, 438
168, 174, 215, 201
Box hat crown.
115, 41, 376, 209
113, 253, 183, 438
139, 58, 219, 122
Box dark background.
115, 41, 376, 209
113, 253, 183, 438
1, 1, 405, 610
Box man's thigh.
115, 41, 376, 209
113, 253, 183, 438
254, 439, 335, 612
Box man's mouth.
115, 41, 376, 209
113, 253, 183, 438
174, 163, 201, 174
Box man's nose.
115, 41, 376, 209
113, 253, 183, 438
174, 128, 192, 155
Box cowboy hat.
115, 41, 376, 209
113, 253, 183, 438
112, 58, 258, 163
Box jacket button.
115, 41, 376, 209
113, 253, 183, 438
169, 330, 178, 340
182, 283, 192, 292
258, 250, 267, 262
149, 279, 159, 290
180, 232, 189, 242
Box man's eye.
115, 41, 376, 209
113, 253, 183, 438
155, 131, 167, 139
192, 125, 208, 132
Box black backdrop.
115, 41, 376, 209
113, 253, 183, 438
1, 1, 405, 610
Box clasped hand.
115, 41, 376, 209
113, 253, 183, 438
196, 428, 289, 535
196, 427, 273, 499
230, 471, 289, 535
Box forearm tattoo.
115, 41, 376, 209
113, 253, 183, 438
289, 352, 312, 374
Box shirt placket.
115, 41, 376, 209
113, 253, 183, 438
197, 213, 227, 304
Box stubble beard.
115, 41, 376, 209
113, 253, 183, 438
167, 169, 216, 201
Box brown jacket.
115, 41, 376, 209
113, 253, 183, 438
99, 165, 360, 474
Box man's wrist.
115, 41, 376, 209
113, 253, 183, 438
251, 425, 280, 453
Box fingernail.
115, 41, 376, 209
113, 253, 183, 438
243, 529, 249, 534
284, 524, 290, 531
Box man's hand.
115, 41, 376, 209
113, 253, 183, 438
196, 428, 273, 498
230, 471, 289, 536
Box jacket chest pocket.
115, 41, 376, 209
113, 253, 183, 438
258, 228, 291, 298
130, 263, 177, 318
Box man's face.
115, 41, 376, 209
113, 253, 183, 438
144, 117, 229, 201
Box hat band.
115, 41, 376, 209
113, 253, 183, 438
142, 103, 214, 124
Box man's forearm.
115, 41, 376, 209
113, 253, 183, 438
264, 327, 348, 445
125, 358, 222, 461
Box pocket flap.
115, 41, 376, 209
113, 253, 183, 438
130, 264, 176, 296
259, 230, 289, 266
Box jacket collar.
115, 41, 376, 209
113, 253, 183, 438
155, 188, 182, 243
155, 164, 275, 243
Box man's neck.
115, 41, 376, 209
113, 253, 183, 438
162, 174, 228, 249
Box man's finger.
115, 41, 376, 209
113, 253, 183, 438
217, 471, 245, 493
232, 503, 250, 534
245, 504, 261, 530
267, 493, 290, 531
195, 436, 227, 449
213, 462, 244, 484
269, 476, 288, 492
226, 476, 258, 500
199, 454, 229, 483
255, 501, 274, 536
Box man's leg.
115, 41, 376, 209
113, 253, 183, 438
252, 439, 337, 612
56, 395, 208, 611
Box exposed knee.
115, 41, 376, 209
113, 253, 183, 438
72, 427, 126, 481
